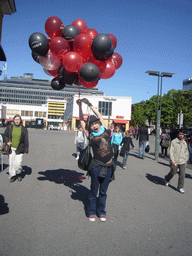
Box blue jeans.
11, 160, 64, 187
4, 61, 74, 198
87, 167, 112, 217
123, 151, 129, 166
76, 142, 84, 153
139, 140, 147, 158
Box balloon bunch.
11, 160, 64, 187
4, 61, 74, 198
29, 17, 123, 90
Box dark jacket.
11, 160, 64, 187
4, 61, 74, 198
121, 137, 134, 152
137, 125, 149, 141
4, 125, 29, 154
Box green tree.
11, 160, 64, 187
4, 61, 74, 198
131, 90, 192, 128
131, 103, 146, 126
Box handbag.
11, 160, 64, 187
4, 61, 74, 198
145, 142, 150, 153
1, 143, 11, 155
163, 140, 169, 148
78, 144, 92, 171
1, 126, 11, 155
120, 144, 126, 157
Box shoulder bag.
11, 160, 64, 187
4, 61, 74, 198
78, 133, 92, 171
1, 126, 11, 155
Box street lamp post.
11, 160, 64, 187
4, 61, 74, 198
145, 71, 174, 161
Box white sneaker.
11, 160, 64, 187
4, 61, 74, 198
76, 156, 79, 160
178, 188, 185, 194
164, 176, 170, 186
122, 166, 126, 169
88, 216, 95, 222
99, 215, 106, 222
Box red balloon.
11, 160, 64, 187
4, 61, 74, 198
73, 34, 92, 58
49, 37, 70, 58
71, 19, 88, 33
39, 50, 60, 70
84, 28, 98, 40
110, 52, 123, 70
45, 16, 64, 39
79, 77, 98, 88
62, 52, 83, 72
93, 59, 107, 73
107, 34, 117, 49
47, 69, 58, 77
99, 60, 115, 79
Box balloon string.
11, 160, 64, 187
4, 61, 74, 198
78, 84, 81, 99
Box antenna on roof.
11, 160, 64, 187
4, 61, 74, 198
3, 62, 7, 79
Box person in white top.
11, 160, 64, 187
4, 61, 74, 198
74, 125, 86, 160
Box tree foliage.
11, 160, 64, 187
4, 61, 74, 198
131, 90, 192, 128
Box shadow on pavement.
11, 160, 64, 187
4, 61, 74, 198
37, 168, 89, 213
0, 194, 9, 215
146, 173, 180, 192
157, 161, 170, 167
5, 165, 32, 180
21, 165, 32, 179
146, 173, 165, 185
185, 173, 192, 179
72, 153, 77, 158
0, 164, 9, 172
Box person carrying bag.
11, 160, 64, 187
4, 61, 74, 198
76, 98, 115, 223
3, 114, 29, 183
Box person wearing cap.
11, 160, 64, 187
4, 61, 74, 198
76, 98, 115, 222
164, 129, 189, 194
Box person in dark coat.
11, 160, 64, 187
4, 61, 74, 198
120, 130, 135, 169
4, 114, 29, 182
136, 121, 149, 159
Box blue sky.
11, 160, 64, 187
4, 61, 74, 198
1, 0, 192, 103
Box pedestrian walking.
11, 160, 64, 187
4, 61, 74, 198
120, 130, 135, 169
136, 121, 149, 159
74, 125, 86, 160
134, 125, 139, 138
110, 123, 114, 137
76, 98, 115, 222
160, 130, 170, 158
164, 129, 189, 194
3, 114, 29, 182
188, 135, 192, 164
111, 126, 123, 164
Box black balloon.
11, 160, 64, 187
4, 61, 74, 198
29, 32, 49, 57
91, 34, 112, 60
51, 77, 66, 90
58, 66, 78, 85
98, 45, 114, 61
31, 51, 40, 64
62, 25, 80, 41
80, 63, 99, 82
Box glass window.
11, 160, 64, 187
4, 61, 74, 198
98, 101, 112, 116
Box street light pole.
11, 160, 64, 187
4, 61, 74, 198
145, 71, 174, 161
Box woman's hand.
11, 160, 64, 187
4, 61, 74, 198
81, 98, 92, 107
76, 99, 82, 106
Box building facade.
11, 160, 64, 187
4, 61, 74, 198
1, 98, 67, 129
64, 95, 132, 131
0, 73, 104, 105
183, 77, 192, 92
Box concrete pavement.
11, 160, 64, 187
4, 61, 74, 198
0, 128, 191, 256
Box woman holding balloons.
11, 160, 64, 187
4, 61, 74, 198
76, 97, 115, 222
